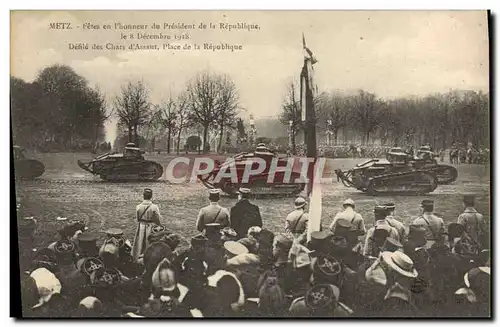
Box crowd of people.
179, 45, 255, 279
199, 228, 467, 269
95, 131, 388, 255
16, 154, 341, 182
17, 188, 490, 317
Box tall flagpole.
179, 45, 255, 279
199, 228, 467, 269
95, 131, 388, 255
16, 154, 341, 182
300, 34, 321, 242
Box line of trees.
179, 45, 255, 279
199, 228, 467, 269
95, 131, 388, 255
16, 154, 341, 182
114, 71, 240, 154
10, 65, 111, 151
280, 83, 490, 150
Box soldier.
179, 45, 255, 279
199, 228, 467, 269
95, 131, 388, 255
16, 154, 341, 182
196, 189, 230, 232
132, 188, 164, 262
230, 188, 262, 239
457, 194, 488, 249
285, 197, 309, 237
384, 202, 407, 242
289, 284, 353, 317
411, 200, 445, 248
329, 198, 366, 237
363, 206, 399, 258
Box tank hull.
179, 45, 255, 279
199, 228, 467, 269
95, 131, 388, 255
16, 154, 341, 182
14, 159, 45, 180
78, 157, 163, 181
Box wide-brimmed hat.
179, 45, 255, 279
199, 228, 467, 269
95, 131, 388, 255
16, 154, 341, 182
151, 258, 177, 291
381, 251, 418, 279
294, 197, 307, 209
381, 237, 402, 253
30, 267, 62, 308
224, 241, 249, 257
238, 187, 251, 195
53, 240, 77, 265
464, 267, 490, 289
305, 284, 340, 310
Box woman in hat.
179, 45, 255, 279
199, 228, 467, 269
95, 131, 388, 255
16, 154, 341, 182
132, 188, 164, 262
376, 251, 421, 317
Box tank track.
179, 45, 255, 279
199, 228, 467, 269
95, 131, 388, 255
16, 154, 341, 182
366, 170, 438, 195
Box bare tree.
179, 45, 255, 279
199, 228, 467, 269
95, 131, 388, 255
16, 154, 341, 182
348, 90, 382, 145
156, 98, 178, 154
214, 75, 239, 153
114, 81, 151, 144
186, 71, 223, 153
279, 82, 302, 154
175, 92, 191, 154
317, 91, 348, 145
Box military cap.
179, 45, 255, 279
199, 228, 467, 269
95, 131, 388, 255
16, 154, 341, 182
257, 143, 267, 147
76, 257, 104, 277
223, 241, 249, 256
106, 228, 124, 237
238, 187, 251, 194
151, 224, 167, 234
308, 230, 333, 254
90, 267, 121, 287
305, 284, 340, 310
343, 198, 355, 206
53, 239, 76, 264
77, 233, 100, 256
144, 188, 153, 195
420, 199, 434, 207
381, 237, 402, 253
312, 255, 342, 285
208, 188, 221, 195
383, 202, 396, 210
191, 234, 208, 248
374, 205, 388, 215
463, 194, 475, 205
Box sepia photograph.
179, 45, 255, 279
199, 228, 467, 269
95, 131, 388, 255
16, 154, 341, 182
10, 10, 491, 318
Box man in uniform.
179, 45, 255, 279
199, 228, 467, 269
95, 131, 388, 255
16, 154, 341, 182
229, 188, 262, 239
329, 198, 366, 237
285, 197, 309, 237
196, 189, 230, 232
457, 194, 488, 249
384, 202, 406, 242
132, 188, 164, 262
363, 206, 399, 258
411, 199, 445, 248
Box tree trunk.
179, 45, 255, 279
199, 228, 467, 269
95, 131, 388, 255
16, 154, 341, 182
334, 129, 339, 145
176, 126, 182, 154
151, 137, 156, 153
203, 125, 209, 154
167, 128, 172, 154
365, 131, 370, 145
218, 125, 224, 153
128, 126, 133, 143
291, 127, 296, 155
133, 125, 138, 144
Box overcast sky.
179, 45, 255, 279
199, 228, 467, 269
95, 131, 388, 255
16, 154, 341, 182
11, 11, 489, 141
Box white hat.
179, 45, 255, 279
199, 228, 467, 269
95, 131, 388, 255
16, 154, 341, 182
343, 198, 355, 206
30, 267, 62, 308
381, 251, 418, 279
464, 266, 490, 288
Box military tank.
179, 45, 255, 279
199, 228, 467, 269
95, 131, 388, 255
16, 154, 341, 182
77, 143, 163, 181
334, 158, 439, 195
13, 145, 45, 179
387, 146, 458, 185
197, 144, 305, 197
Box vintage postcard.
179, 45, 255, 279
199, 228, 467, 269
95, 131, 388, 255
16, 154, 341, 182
11, 10, 490, 318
